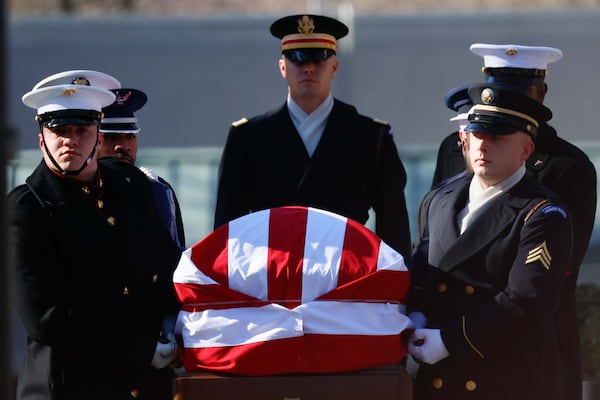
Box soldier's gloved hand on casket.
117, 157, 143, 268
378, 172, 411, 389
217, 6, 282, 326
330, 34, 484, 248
408, 328, 449, 365
407, 311, 427, 329
151, 333, 178, 369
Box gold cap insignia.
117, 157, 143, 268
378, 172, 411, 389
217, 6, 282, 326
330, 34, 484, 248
297, 15, 315, 35
63, 88, 76, 96
505, 48, 518, 56
481, 88, 495, 105
526, 241, 552, 270
71, 76, 90, 85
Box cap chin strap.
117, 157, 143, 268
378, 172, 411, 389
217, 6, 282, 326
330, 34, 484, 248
41, 126, 99, 176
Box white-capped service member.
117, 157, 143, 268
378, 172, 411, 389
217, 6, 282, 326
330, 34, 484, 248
8, 70, 182, 400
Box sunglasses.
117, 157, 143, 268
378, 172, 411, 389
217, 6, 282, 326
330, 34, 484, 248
283, 49, 335, 64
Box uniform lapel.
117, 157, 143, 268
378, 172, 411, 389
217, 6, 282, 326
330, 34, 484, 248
436, 178, 532, 272
427, 180, 466, 255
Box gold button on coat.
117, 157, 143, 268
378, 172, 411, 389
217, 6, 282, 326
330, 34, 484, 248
122, 286, 129, 295
437, 282, 447, 293
107, 216, 116, 226
432, 378, 443, 389
465, 380, 477, 391
97, 199, 104, 209
465, 285, 475, 295
152, 274, 158, 283
130, 388, 140, 398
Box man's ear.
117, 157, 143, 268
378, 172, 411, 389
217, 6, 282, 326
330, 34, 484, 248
538, 83, 548, 102
279, 57, 287, 78
332, 58, 339, 74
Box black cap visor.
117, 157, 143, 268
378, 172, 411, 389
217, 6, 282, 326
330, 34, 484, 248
37, 109, 101, 128
100, 123, 140, 133
485, 67, 545, 89
465, 113, 537, 137
283, 49, 335, 64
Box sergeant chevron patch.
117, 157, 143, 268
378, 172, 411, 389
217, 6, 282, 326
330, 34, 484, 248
525, 241, 552, 270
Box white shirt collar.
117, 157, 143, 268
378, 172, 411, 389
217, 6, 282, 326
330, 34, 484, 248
286, 93, 334, 157
458, 163, 526, 233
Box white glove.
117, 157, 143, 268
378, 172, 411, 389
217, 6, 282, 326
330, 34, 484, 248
408, 311, 427, 330
151, 333, 178, 369
408, 328, 449, 365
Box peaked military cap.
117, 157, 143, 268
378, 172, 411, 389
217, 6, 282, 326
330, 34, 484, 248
270, 14, 348, 53
465, 82, 552, 138
444, 84, 472, 112
444, 84, 472, 131
22, 75, 116, 129
32, 69, 121, 91
470, 43, 563, 88
100, 88, 148, 134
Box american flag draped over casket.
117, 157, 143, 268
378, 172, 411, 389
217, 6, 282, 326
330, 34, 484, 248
173, 206, 411, 376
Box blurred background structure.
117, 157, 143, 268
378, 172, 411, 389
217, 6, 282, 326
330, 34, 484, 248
6, 0, 600, 397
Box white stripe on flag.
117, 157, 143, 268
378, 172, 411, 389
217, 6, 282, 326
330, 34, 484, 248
297, 301, 410, 335
302, 208, 347, 301
179, 304, 303, 348
228, 210, 270, 300
173, 248, 218, 285
377, 240, 408, 272
178, 300, 410, 348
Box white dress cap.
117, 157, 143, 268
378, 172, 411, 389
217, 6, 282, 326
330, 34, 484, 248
470, 43, 563, 70
31, 69, 121, 90
22, 84, 116, 115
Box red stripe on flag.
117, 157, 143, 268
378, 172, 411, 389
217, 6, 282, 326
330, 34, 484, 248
318, 270, 410, 303
176, 283, 268, 312
338, 218, 380, 286
268, 207, 308, 309
180, 333, 406, 375
181, 336, 308, 375
306, 334, 407, 372
190, 223, 229, 286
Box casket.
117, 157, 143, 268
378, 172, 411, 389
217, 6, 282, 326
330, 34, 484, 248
173, 365, 413, 400
173, 206, 412, 376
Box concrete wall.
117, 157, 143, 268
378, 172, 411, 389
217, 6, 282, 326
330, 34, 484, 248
9, 11, 600, 151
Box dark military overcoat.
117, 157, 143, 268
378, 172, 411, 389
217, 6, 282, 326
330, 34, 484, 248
8, 159, 182, 400
409, 173, 573, 400
213, 99, 412, 257
426, 123, 596, 399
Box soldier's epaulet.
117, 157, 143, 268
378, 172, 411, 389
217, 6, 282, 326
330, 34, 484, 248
373, 118, 389, 127
373, 118, 393, 137
138, 166, 159, 182
232, 117, 249, 127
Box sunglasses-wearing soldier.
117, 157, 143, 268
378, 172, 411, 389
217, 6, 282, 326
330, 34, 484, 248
8, 71, 182, 400
214, 14, 412, 257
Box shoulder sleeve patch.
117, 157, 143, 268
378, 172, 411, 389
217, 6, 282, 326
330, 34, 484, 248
541, 204, 568, 219
232, 117, 249, 127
